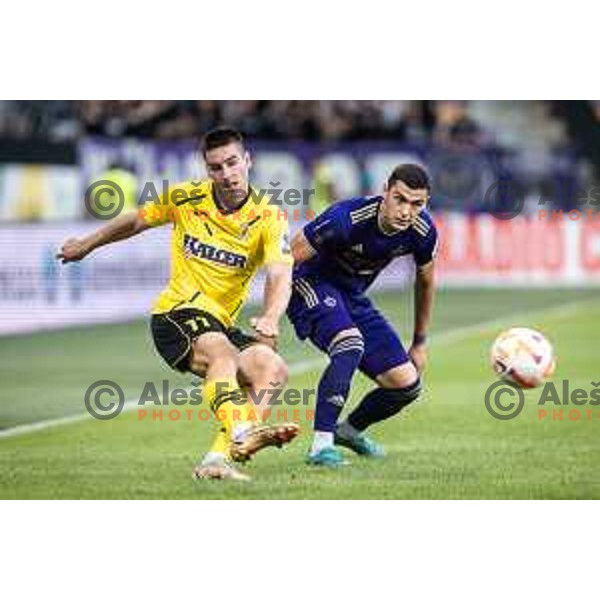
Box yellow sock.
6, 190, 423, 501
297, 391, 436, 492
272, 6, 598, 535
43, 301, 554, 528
203, 378, 255, 439
208, 427, 230, 456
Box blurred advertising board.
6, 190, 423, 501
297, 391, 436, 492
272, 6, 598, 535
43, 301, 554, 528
0, 138, 578, 222
0, 164, 80, 221
0, 223, 170, 335
78, 137, 501, 211
435, 214, 600, 286
0, 215, 598, 336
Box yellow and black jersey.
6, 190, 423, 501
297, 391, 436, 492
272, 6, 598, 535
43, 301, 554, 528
141, 180, 292, 326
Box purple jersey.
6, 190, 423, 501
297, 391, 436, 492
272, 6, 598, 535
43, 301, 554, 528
297, 196, 438, 294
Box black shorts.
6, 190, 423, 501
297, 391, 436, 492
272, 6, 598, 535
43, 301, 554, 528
150, 308, 257, 373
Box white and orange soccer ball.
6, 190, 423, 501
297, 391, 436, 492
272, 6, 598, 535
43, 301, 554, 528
490, 327, 556, 388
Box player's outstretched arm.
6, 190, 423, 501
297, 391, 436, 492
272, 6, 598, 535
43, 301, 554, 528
250, 262, 292, 347
250, 262, 292, 344
410, 260, 436, 373
56, 211, 151, 263
290, 229, 316, 264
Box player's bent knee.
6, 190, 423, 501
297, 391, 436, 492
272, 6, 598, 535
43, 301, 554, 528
270, 355, 289, 387
372, 363, 422, 418
194, 332, 237, 358
251, 345, 288, 384
378, 379, 422, 418
396, 378, 422, 402
189, 357, 208, 377
191, 333, 238, 374
377, 361, 419, 389
238, 344, 289, 386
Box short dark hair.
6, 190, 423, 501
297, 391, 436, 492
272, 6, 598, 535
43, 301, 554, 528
200, 126, 245, 155
387, 163, 431, 192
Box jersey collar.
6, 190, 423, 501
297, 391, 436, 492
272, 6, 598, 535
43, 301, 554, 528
375, 198, 403, 237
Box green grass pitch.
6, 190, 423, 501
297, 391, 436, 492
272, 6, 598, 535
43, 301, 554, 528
1, 288, 599, 499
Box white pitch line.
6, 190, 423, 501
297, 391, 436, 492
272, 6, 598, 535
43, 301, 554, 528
429, 297, 597, 346
0, 297, 595, 440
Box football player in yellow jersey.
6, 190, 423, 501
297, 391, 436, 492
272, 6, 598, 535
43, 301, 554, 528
58, 127, 299, 481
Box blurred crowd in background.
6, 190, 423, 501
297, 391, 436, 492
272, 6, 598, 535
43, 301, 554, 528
1, 100, 599, 174
0, 100, 597, 150
0, 100, 486, 146
0, 100, 599, 222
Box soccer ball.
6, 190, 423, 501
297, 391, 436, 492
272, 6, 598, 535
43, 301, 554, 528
490, 327, 556, 388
